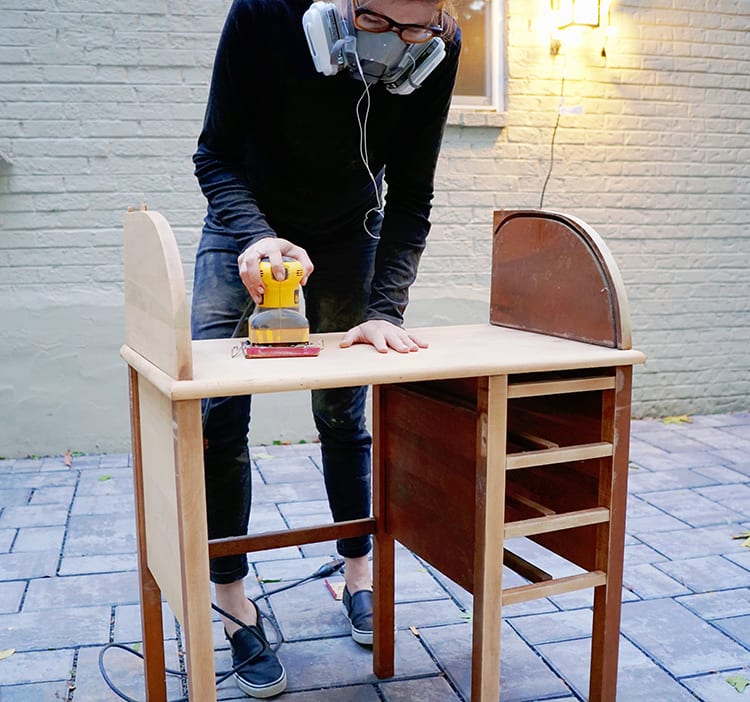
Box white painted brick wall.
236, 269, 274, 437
1, 0, 748, 455
430, 0, 750, 419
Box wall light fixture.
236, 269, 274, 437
549, 0, 604, 55
553, 0, 600, 29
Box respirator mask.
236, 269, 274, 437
302, 0, 446, 95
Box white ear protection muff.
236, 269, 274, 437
302, 1, 352, 76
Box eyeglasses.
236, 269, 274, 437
353, 5, 444, 44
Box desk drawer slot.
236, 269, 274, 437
507, 389, 606, 452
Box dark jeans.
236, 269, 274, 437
192, 220, 380, 584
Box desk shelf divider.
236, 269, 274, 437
504, 506, 610, 540
508, 376, 616, 398
503, 570, 608, 606
506, 441, 613, 470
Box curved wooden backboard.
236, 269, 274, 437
123, 208, 193, 380
490, 210, 632, 349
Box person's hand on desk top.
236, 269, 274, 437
340, 319, 429, 354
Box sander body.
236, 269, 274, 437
245, 258, 321, 358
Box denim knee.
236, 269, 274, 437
312, 386, 372, 558
202, 395, 253, 584
312, 386, 368, 440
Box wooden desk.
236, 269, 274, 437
121, 208, 645, 701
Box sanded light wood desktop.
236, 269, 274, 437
122, 208, 644, 701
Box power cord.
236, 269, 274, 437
352, 48, 385, 240
539, 74, 566, 209
98, 558, 345, 702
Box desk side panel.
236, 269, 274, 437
124, 209, 193, 380
491, 210, 631, 349
138, 375, 185, 619
381, 384, 477, 592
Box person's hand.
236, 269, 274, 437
339, 320, 429, 354
237, 237, 313, 304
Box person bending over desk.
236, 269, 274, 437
192, 0, 460, 696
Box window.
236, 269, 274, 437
450, 0, 504, 112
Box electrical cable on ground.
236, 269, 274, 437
539, 74, 566, 209
98, 557, 345, 702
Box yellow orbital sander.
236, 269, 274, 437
243, 258, 321, 358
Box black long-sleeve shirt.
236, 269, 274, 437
193, 0, 460, 324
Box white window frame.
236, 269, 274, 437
449, 0, 506, 123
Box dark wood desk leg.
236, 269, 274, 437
590, 366, 633, 702
128, 368, 167, 702
471, 376, 507, 702
373, 534, 395, 678
372, 385, 395, 678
